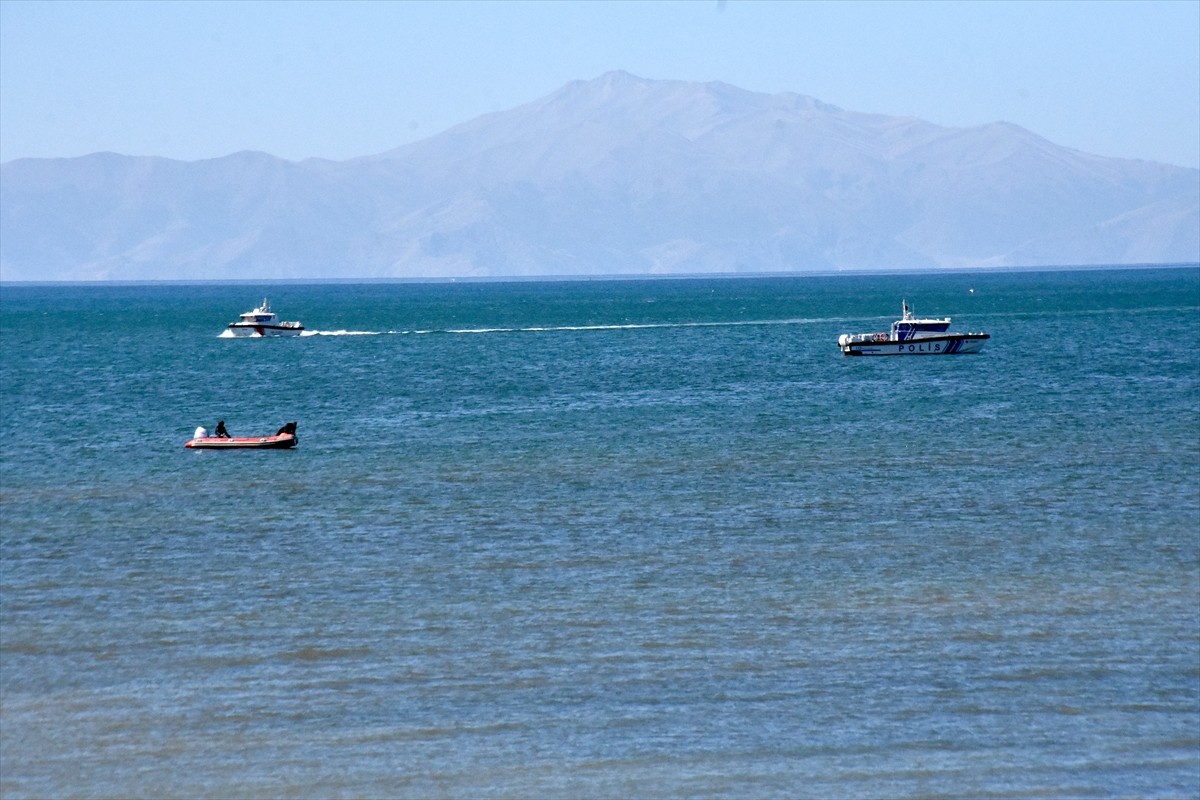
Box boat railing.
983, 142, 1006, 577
841, 332, 890, 344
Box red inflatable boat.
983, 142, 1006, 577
185, 433, 297, 449
185, 422, 298, 449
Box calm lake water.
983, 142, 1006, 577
2, 267, 1198, 798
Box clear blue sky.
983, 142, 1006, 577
2, 0, 1198, 167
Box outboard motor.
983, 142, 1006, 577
193, 426, 209, 440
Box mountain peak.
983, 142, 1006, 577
592, 69, 648, 87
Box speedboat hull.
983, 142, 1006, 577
185, 433, 298, 449
840, 333, 990, 356
225, 323, 304, 337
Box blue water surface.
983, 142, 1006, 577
2, 268, 1198, 798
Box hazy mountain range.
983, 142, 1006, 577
2, 71, 1197, 281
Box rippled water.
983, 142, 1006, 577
2, 268, 1198, 798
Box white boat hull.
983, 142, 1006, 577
225, 323, 304, 337
840, 333, 989, 356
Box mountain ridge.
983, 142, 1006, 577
2, 71, 1196, 281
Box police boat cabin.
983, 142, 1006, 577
838, 301, 989, 356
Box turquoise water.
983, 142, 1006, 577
2, 268, 1198, 798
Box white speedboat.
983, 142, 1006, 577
225, 299, 304, 337
838, 301, 989, 356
